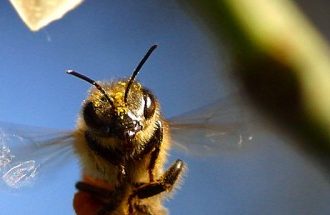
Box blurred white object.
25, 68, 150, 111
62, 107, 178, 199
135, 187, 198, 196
9, 0, 84, 31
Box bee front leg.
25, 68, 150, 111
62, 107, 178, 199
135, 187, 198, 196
147, 121, 163, 182
128, 159, 184, 214
132, 120, 163, 182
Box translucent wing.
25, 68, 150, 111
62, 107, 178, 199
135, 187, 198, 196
169, 96, 254, 156
0, 122, 75, 191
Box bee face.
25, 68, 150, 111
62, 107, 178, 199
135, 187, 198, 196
82, 80, 159, 142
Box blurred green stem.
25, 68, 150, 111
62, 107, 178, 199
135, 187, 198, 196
181, 0, 330, 169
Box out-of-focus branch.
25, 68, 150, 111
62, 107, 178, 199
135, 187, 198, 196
180, 0, 330, 170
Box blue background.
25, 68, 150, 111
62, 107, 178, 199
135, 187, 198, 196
0, 1, 330, 214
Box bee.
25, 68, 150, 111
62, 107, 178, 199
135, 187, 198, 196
0, 45, 251, 215
68, 45, 184, 215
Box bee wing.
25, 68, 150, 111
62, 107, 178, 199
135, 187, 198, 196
168, 96, 254, 156
0, 122, 75, 190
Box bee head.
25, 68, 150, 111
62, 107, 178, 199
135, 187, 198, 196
82, 80, 158, 140
67, 45, 158, 142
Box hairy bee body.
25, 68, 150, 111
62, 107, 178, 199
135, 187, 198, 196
68, 48, 184, 215
74, 115, 171, 185
73, 111, 171, 215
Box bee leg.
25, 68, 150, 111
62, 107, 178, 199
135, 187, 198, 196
134, 159, 184, 198
75, 182, 123, 215
132, 120, 163, 182
128, 159, 184, 214
147, 120, 163, 182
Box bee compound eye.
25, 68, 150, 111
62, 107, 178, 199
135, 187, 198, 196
143, 90, 156, 119
83, 102, 104, 129
83, 102, 95, 121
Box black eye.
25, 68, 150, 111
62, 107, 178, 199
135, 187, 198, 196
83, 102, 106, 129
83, 102, 98, 127
143, 90, 156, 119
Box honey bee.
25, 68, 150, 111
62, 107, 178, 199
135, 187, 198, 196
0, 45, 251, 215
68, 45, 184, 215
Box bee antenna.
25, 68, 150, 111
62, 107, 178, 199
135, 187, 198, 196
124, 45, 158, 102
66, 70, 115, 107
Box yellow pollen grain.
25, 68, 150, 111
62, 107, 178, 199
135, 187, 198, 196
118, 81, 127, 87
